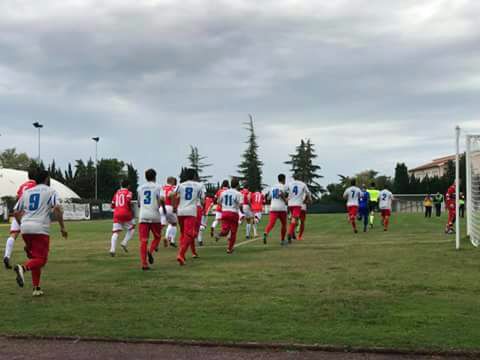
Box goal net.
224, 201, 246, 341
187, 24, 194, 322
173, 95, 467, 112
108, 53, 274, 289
467, 135, 480, 247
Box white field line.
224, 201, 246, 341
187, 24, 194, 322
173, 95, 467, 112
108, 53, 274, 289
233, 237, 260, 248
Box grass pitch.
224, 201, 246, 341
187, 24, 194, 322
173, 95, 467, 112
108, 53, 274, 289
1, 213, 479, 351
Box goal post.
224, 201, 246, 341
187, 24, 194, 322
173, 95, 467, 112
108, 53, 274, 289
466, 133, 480, 247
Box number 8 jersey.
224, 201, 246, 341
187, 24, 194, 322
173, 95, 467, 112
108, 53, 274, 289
175, 180, 206, 217
137, 182, 163, 223
15, 184, 59, 235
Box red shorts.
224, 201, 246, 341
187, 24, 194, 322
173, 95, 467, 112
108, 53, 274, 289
381, 209, 391, 217
289, 206, 302, 218
178, 216, 198, 240
138, 223, 162, 240
347, 206, 358, 217
113, 212, 133, 224
22, 234, 50, 262
300, 210, 307, 222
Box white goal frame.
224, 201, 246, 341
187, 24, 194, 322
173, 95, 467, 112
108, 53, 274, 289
466, 133, 480, 247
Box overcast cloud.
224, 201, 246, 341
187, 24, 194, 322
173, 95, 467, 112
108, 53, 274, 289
1, 0, 480, 185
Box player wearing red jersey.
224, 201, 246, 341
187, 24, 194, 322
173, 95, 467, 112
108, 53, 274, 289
239, 186, 254, 239
215, 178, 243, 253
4, 168, 37, 270
250, 190, 265, 238
210, 180, 229, 237
445, 182, 456, 234
197, 195, 214, 246
109, 180, 135, 257
162, 177, 178, 248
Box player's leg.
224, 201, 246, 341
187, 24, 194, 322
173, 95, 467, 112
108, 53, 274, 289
121, 221, 135, 252
383, 210, 391, 231
197, 215, 207, 246
369, 202, 375, 228
110, 222, 122, 256
227, 214, 240, 253
15, 234, 49, 296
177, 216, 187, 265
138, 223, 150, 270
263, 211, 278, 244
348, 206, 358, 233
298, 211, 306, 240
210, 212, 221, 237
148, 224, 162, 263
279, 212, 288, 244
4, 218, 21, 269
363, 210, 368, 232
253, 212, 261, 237
183, 216, 197, 260
288, 207, 301, 242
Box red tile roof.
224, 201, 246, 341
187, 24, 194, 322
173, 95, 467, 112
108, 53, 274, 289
409, 155, 456, 172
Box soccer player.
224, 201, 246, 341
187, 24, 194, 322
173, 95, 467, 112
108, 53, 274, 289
137, 169, 165, 270
174, 168, 205, 265
445, 182, 456, 234
287, 176, 311, 243
263, 174, 289, 245
215, 178, 243, 253
240, 186, 254, 239
3, 168, 37, 269
109, 179, 135, 256
367, 182, 380, 228
343, 179, 362, 233
250, 190, 265, 238
13, 170, 68, 297
210, 180, 229, 237
358, 186, 371, 232
379, 187, 394, 231
197, 195, 214, 246
162, 177, 178, 248
298, 202, 307, 241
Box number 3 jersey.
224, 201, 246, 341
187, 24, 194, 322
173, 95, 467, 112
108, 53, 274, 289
219, 189, 243, 213
137, 182, 163, 223
287, 180, 310, 207
175, 181, 206, 217
15, 184, 59, 235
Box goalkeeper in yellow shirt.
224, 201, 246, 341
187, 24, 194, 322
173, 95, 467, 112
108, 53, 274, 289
367, 182, 380, 228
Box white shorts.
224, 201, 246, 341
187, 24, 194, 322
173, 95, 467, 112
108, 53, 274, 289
160, 205, 177, 225
215, 211, 222, 221
242, 205, 253, 218
254, 212, 262, 222
112, 219, 136, 232
10, 218, 21, 233
201, 215, 208, 227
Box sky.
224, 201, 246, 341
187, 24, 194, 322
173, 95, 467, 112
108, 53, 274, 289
1, 0, 480, 186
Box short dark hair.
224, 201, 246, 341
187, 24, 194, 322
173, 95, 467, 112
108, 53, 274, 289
278, 174, 286, 183
351, 179, 357, 186
121, 179, 130, 188
27, 168, 37, 180
36, 170, 50, 185
167, 176, 177, 185
185, 168, 197, 181
370, 181, 376, 187
231, 177, 240, 189
145, 169, 156, 182
221, 179, 230, 188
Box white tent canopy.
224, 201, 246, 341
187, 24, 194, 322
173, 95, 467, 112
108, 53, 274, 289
0, 168, 80, 200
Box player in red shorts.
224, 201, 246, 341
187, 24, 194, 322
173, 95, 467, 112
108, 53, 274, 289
263, 174, 289, 246
286, 176, 311, 243
13, 170, 68, 297
250, 190, 265, 238
343, 179, 362, 233
239, 186, 253, 239
173, 168, 205, 266
210, 180, 229, 237
4, 168, 37, 269
109, 179, 135, 256
378, 188, 394, 232
137, 169, 165, 270
445, 182, 456, 234
298, 203, 307, 241
197, 195, 214, 246
162, 177, 178, 248
215, 178, 243, 253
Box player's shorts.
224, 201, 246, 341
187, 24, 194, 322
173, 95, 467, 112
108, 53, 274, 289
253, 211, 262, 222
347, 206, 358, 218
242, 204, 253, 218
289, 206, 302, 218
10, 218, 21, 234
215, 211, 222, 221
380, 209, 391, 217
359, 207, 369, 217
112, 219, 136, 233
300, 210, 307, 222
368, 201, 378, 212
160, 205, 177, 225
138, 223, 162, 240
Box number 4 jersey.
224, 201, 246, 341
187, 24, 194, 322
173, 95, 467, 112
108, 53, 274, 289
15, 184, 59, 235
137, 182, 163, 223
287, 180, 310, 207
175, 181, 206, 217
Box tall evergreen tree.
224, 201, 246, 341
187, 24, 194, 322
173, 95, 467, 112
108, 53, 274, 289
238, 114, 263, 191
126, 163, 139, 198
187, 146, 212, 182
393, 163, 410, 193
285, 139, 323, 199
97, 158, 126, 201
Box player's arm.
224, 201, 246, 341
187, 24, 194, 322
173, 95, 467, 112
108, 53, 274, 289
13, 197, 25, 225
53, 205, 68, 239
343, 188, 349, 200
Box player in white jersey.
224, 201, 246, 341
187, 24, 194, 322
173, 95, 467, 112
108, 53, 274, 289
263, 174, 289, 245
13, 170, 68, 297
287, 177, 311, 243
343, 179, 362, 233
137, 169, 165, 270
173, 168, 205, 265
378, 188, 394, 231
215, 178, 243, 253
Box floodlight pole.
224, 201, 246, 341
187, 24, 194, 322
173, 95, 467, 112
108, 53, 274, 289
33, 122, 44, 162
455, 126, 460, 250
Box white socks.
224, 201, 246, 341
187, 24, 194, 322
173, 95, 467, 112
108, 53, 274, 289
246, 224, 251, 238
122, 229, 134, 247
166, 225, 177, 244
4, 236, 15, 258
197, 229, 203, 244
110, 232, 119, 253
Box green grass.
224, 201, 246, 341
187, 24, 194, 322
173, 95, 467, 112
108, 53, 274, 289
1, 213, 479, 351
